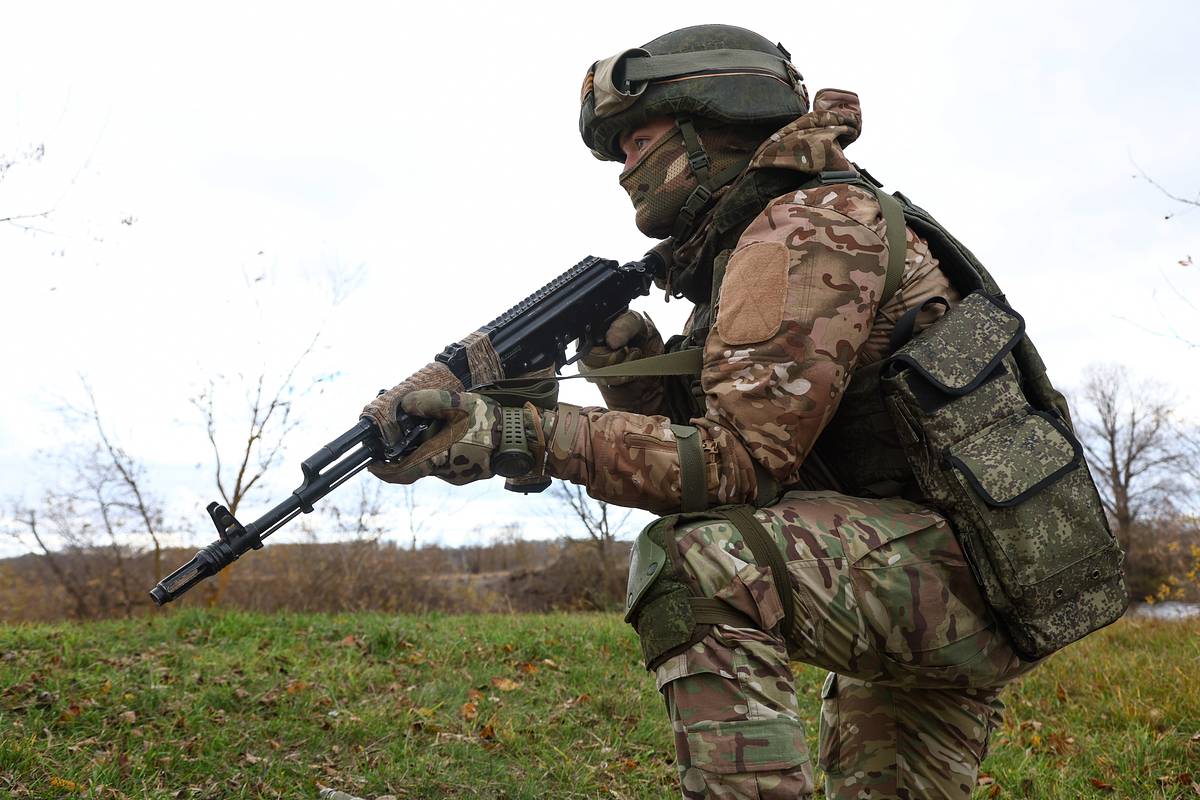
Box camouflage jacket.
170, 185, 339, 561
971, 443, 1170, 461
546, 90, 959, 514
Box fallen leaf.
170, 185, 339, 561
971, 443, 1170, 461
49, 777, 84, 791
467, 689, 484, 701
119, 710, 136, 724
621, 758, 638, 771
243, 753, 263, 765
480, 723, 496, 740
988, 785, 1001, 798
1089, 778, 1114, 792
1055, 683, 1067, 703
460, 702, 478, 721
234, 688, 250, 699
541, 658, 558, 668
285, 680, 311, 694
563, 693, 590, 709
518, 662, 539, 675
977, 773, 995, 787
490, 677, 521, 692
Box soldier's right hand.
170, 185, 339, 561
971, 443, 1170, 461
579, 310, 664, 386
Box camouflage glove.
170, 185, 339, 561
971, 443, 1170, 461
361, 362, 464, 447
367, 390, 545, 486
579, 310, 664, 387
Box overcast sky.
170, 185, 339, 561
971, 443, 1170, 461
2, 1, 1197, 558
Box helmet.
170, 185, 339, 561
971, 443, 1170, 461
579, 24, 808, 163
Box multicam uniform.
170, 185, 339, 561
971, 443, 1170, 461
363, 25, 1049, 799
545, 91, 1035, 799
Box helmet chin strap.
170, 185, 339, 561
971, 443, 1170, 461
670, 117, 753, 242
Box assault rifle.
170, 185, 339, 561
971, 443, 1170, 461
148, 251, 666, 606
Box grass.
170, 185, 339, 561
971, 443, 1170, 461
1, 611, 1196, 799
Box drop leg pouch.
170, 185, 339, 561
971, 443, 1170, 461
881, 292, 1127, 659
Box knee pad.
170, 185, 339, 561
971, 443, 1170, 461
625, 518, 704, 670
625, 514, 766, 670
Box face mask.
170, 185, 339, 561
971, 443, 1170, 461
618, 127, 694, 239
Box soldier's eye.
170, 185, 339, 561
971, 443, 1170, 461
634, 138, 652, 151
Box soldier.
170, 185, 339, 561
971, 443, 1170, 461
365, 24, 1042, 800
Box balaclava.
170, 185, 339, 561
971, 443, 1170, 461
619, 123, 766, 240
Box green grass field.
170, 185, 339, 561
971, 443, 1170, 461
1, 611, 1196, 799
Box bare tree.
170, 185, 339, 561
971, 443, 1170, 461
190, 336, 338, 604
1132, 163, 1200, 220
547, 481, 634, 605
5, 505, 93, 619
1075, 364, 1198, 548
191, 337, 334, 517
1128, 164, 1198, 348
0, 142, 54, 234
5, 423, 165, 620
82, 382, 165, 582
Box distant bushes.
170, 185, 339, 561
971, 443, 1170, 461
0, 537, 632, 623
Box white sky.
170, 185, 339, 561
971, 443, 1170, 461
2, 1, 1197, 558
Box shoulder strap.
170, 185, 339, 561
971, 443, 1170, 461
812, 169, 905, 306
870, 185, 907, 307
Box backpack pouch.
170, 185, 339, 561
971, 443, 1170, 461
882, 292, 1127, 659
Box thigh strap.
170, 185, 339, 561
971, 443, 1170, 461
686, 506, 795, 635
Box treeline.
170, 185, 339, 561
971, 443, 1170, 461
0, 537, 633, 624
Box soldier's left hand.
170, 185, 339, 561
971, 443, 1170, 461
367, 389, 540, 486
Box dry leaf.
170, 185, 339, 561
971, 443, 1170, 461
467, 689, 484, 701
988, 785, 1001, 798
518, 663, 539, 675
49, 777, 84, 791
480, 723, 496, 740
977, 773, 994, 787
563, 693, 590, 709
490, 677, 521, 692
119, 710, 136, 724
1055, 683, 1067, 703
460, 702, 478, 721
1089, 778, 1114, 792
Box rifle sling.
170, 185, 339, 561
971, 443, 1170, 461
576, 347, 703, 379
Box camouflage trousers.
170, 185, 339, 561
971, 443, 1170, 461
644, 490, 1036, 800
